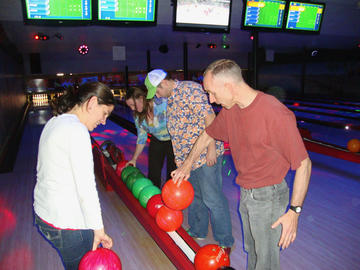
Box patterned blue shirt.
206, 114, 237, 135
166, 80, 224, 169
134, 97, 171, 144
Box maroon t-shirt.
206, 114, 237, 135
206, 92, 308, 189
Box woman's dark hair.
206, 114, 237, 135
51, 81, 115, 115
125, 86, 152, 124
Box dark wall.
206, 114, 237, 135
0, 26, 26, 161
29, 45, 249, 76
257, 49, 360, 100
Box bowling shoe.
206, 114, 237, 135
186, 228, 206, 240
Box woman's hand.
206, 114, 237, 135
92, 228, 113, 250
126, 159, 136, 167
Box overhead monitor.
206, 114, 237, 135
22, 0, 93, 25
241, 0, 286, 31
285, 1, 325, 33
173, 0, 232, 33
95, 0, 157, 25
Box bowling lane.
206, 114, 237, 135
291, 110, 360, 127
0, 108, 176, 270
285, 98, 360, 107
285, 100, 360, 111
287, 103, 360, 120
297, 120, 360, 148
287, 102, 360, 148
211, 101, 360, 128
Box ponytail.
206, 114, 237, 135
51, 82, 115, 116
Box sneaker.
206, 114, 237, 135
186, 228, 206, 240
221, 246, 232, 256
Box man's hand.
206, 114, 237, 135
271, 210, 299, 249
206, 145, 217, 167
92, 228, 113, 250
171, 161, 192, 186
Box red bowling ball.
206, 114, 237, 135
194, 244, 230, 270
155, 205, 183, 232
79, 248, 122, 270
146, 194, 165, 218
106, 144, 125, 164
161, 179, 194, 210
115, 160, 128, 177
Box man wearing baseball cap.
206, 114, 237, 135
144, 69, 168, 99
144, 69, 234, 254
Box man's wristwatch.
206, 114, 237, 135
290, 205, 302, 214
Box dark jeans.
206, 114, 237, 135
35, 214, 93, 270
148, 136, 176, 188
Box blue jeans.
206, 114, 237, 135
188, 155, 234, 247
35, 214, 94, 270
239, 179, 289, 270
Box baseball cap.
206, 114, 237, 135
145, 69, 167, 99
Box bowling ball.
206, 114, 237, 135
125, 171, 145, 190
120, 166, 139, 182
155, 205, 183, 232
146, 194, 165, 218
106, 144, 125, 164
161, 179, 194, 210
138, 185, 161, 208
347, 138, 360, 153
79, 248, 122, 270
194, 244, 230, 270
115, 160, 128, 177
132, 178, 153, 199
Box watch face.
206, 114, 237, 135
291, 206, 302, 213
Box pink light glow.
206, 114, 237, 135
0, 208, 16, 239
0, 198, 16, 240
90, 132, 112, 139
103, 129, 117, 135
119, 131, 129, 137
0, 245, 34, 270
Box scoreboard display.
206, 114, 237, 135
24, 0, 92, 20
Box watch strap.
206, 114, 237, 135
290, 205, 302, 213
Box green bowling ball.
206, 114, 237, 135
132, 178, 153, 199
126, 170, 144, 181
138, 185, 161, 208
121, 166, 139, 182
125, 171, 145, 190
